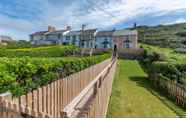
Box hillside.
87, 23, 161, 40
137, 23, 186, 53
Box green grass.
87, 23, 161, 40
141, 43, 186, 63
106, 60, 178, 118
137, 23, 186, 50
0, 45, 79, 57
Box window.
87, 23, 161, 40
86, 41, 89, 47
72, 35, 76, 45
40, 36, 43, 40
126, 35, 129, 40
73, 35, 76, 40
30, 35, 34, 40
66, 36, 70, 40
103, 38, 109, 48
125, 43, 130, 48
90, 42, 93, 47
124, 39, 132, 48
81, 42, 84, 47
58, 34, 61, 39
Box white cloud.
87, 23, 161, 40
1, 0, 186, 39
44, 0, 186, 29
164, 18, 186, 25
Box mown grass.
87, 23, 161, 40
106, 60, 178, 118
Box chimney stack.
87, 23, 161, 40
48, 26, 56, 32
82, 24, 86, 31
65, 26, 71, 31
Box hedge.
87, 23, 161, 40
141, 48, 186, 86
0, 54, 110, 96
152, 61, 186, 86
0, 45, 80, 57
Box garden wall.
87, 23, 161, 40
117, 48, 144, 59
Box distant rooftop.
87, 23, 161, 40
45, 30, 68, 35
30, 31, 48, 36
0, 35, 13, 42
30, 28, 97, 36
113, 29, 138, 36
66, 30, 81, 35
96, 30, 114, 37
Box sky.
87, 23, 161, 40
0, 0, 186, 40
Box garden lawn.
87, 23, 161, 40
107, 60, 178, 118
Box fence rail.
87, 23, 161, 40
62, 58, 117, 118
0, 58, 117, 118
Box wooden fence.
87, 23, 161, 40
62, 58, 117, 118
0, 58, 117, 118
150, 74, 186, 107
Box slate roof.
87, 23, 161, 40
66, 30, 81, 35
30, 31, 48, 36
31, 29, 97, 36
45, 30, 67, 35
81, 29, 97, 34
113, 29, 138, 36
96, 30, 114, 37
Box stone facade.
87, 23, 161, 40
113, 29, 138, 49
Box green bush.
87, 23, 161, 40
142, 49, 166, 63
174, 48, 186, 53
152, 62, 186, 86
0, 54, 110, 96
152, 62, 181, 80
141, 47, 186, 86
175, 32, 186, 37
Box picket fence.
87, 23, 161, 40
0, 58, 117, 118
151, 75, 186, 107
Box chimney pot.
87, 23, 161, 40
82, 24, 86, 31
48, 26, 56, 32
65, 26, 71, 31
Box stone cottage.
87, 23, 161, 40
113, 29, 138, 49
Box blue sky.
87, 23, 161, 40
0, 0, 186, 40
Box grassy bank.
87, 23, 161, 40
107, 60, 177, 118
141, 43, 186, 63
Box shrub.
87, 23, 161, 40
174, 48, 186, 53
175, 32, 186, 37
152, 62, 181, 80
0, 53, 110, 96
142, 49, 166, 63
